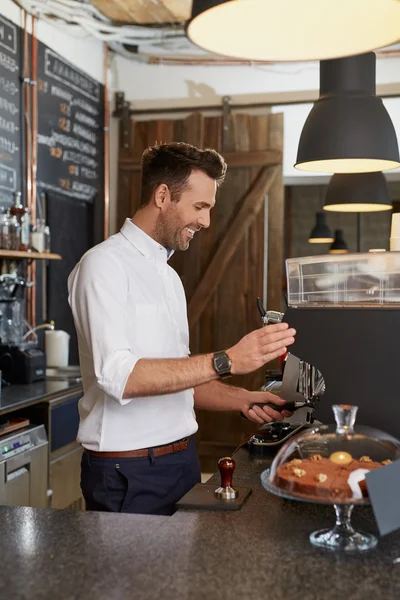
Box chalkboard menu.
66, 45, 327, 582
36, 42, 104, 203
0, 14, 105, 364
0, 14, 21, 208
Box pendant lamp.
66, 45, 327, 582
187, 1, 400, 62
308, 212, 334, 244
295, 53, 400, 174
323, 172, 392, 212
329, 229, 349, 254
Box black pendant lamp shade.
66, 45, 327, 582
329, 229, 349, 254
295, 53, 400, 174
324, 172, 392, 212
187, 1, 400, 62
308, 212, 334, 244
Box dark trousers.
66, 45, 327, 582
81, 436, 201, 516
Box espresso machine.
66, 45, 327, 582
250, 250, 400, 446
0, 275, 46, 384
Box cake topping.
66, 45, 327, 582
285, 458, 302, 469
329, 451, 353, 465
315, 473, 328, 483
310, 454, 323, 462
359, 456, 372, 463
293, 468, 306, 478
382, 459, 392, 466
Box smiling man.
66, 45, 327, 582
68, 142, 296, 515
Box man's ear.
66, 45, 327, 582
154, 184, 170, 209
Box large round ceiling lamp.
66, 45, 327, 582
295, 53, 400, 174
324, 173, 392, 212
187, 1, 400, 62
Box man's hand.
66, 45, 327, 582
241, 391, 294, 425
227, 323, 296, 376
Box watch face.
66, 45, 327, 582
215, 356, 227, 371
214, 352, 231, 375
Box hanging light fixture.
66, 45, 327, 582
295, 53, 400, 174
308, 212, 334, 244
323, 172, 392, 212
329, 229, 349, 254
187, 1, 400, 62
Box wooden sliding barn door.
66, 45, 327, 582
117, 111, 284, 458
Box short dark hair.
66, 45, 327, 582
140, 142, 227, 207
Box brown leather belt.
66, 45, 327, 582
83, 437, 189, 459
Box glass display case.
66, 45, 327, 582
261, 404, 400, 551
286, 251, 400, 306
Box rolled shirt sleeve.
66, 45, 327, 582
68, 249, 138, 404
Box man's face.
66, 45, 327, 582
156, 170, 216, 251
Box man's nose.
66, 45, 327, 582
198, 212, 211, 229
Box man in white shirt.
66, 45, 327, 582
68, 142, 296, 515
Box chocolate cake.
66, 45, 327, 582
274, 453, 391, 502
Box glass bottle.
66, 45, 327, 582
44, 222, 51, 253
30, 218, 46, 253
0, 207, 9, 249
10, 191, 30, 251
8, 215, 20, 250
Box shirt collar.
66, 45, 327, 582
120, 219, 174, 263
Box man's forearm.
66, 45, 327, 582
123, 354, 218, 398
194, 380, 249, 411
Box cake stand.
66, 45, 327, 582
261, 469, 376, 552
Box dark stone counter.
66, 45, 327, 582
0, 379, 82, 416
1, 447, 400, 599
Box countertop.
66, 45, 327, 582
1, 448, 400, 600
0, 378, 82, 416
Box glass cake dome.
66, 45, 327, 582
261, 404, 400, 552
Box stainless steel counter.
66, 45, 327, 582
0, 378, 82, 416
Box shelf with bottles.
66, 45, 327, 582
0, 192, 56, 260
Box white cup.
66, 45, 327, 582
45, 330, 70, 367
390, 214, 400, 239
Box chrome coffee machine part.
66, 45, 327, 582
261, 355, 326, 412
256, 297, 284, 325
254, 299, 326, 413
248, 299, 326, 448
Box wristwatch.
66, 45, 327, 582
213, 351, 232, 379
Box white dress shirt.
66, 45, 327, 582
68, 219, 198, 451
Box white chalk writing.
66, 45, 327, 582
51, 84, 73, 103
0, 77, 18, 96
0, 97, 18, 115
72, 122, 96, 144
75, 111, 97, 129
0, 51, 18, 73
45, 49, 100, 103
63, 150, 98, 169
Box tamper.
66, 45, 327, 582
214, 456, 238, 499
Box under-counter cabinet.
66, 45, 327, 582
48, 393, 84, 510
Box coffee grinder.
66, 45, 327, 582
0, 275, 46, 384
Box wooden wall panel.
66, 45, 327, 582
266, 113, 284, 313
116, 111, 284, 451
247, 114, 272, 388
